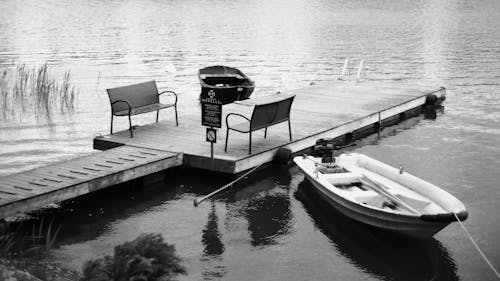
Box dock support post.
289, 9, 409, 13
345, 132, 354, 144
210, 142, 214, 159
377, 112, 381, 139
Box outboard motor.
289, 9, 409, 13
312, 138, 357, 163
312, 138, 337, 163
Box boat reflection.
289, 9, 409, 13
294, 179, 459, 281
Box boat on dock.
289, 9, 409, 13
198, 65, 255, 105
293, 153, 467, 238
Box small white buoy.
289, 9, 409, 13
193, 198, 201, 207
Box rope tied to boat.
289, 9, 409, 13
193, 163, 264, 207
453, 213, 500, 279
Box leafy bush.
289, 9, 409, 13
81, 233, 186, 281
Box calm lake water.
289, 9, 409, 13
1, 0, 500, 280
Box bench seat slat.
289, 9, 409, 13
229, 120, 288, 133
228, 122, 251, 133
114, 102, 175, 116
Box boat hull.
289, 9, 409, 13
302, 171, 450, 238
198, 65, 255, 105
294, 153, 467, 238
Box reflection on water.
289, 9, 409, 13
15, 170, 189, 244
243, 192, 292, 247
198, 166, 295, 280
202, 203, 225, 257
229, 166, 294, 247
295, 179, 459, 281
201, 203, 227, 280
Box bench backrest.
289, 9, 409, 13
107, 80, 159, 112
250, 95, 294, 130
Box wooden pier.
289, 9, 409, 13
0, 80, 445, 218
0, 146, 182, 219
94, 80, 445, 174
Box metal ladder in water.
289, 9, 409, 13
338, 58, 365, 82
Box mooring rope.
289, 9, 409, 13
453, 213, 500, 279
193, 163, 264, 206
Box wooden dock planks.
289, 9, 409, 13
0, 145, 182, 219
94, 80, 445, 174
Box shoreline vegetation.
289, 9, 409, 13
0, 63, 187, 280
1, 220, 186, 281
0, 219, 79, 280
0, 63, 79, 125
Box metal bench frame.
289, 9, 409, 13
107, 80, 178, 137
225, 95, 294, 154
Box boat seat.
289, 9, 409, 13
348, 189, 378, 200
317, 166, 348, 174
325, 172, 361, 185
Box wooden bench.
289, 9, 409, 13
107, 80, 178, 137
224, 94, 295, 154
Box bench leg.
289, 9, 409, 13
156, 110, 159, 122
224, 129, 229, 152
128, 114, 133, 138
249, 131, 252, 154
264, 127, 267, 138
110, 114, 114, 135
174, 105, 179, 126
288, 119, 292, 141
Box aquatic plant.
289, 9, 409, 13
0, 219, 62, 258
0, 219, 75, 281
81, 233, 186, 281
27, 218, 62, 258
0, 221, 19, 259
0, 232, 16, 258
0, 63, 79, 123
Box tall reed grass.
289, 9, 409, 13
0, 218, 62, 259
0, 219, 71, 281
0, 63, 79, 123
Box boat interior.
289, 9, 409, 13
316, 164, 446, 215
200, 74, 246, 85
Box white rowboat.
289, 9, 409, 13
293, 153, 467, 238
